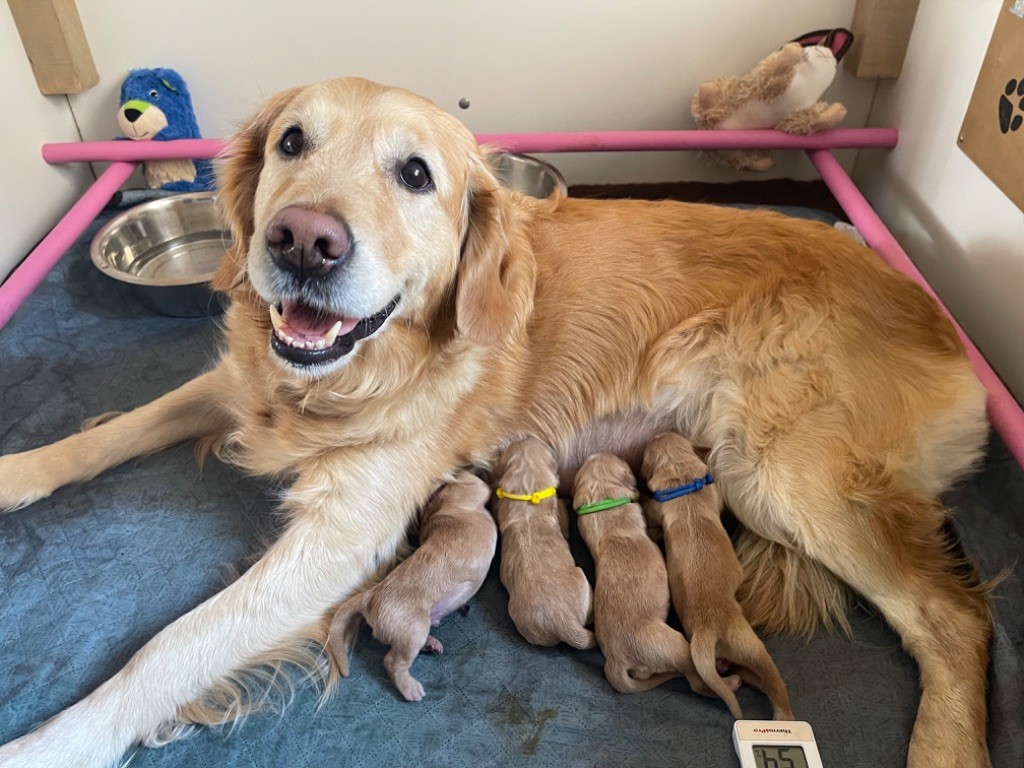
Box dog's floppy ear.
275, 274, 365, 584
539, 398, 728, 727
456, 156, 517, 345
212, 86, 302, 292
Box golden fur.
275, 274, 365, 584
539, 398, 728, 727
0, 78, 992, 768
493, 438, 595, 649
642, 431, 792, 720
573, 453, 741, 701
326, 471, 496, 702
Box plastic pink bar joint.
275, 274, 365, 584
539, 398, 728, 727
0, 161, 137, 329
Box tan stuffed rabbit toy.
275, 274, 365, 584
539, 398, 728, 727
692, 29, 854, 171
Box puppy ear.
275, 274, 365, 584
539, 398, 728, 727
213, 86, 303, 290
456, 156, 517, 345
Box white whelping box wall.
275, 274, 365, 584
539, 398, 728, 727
68, 0, 875, 186
855, 0, 1024, 403
0, 4, 93, 283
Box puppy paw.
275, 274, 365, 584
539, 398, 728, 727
421, 635, 444, 655
398, 678, 426, 702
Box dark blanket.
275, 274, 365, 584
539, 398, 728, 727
1, 197, 1020, 767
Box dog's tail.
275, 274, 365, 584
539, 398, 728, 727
690, 631, 744, 719
734, 527, 853, 637
562, 624, 596, 650
326, 591, 370, 677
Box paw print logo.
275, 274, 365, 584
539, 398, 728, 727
998, 77, 1024, 134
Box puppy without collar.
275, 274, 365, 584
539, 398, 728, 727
494, 438, 595, 649
643, 432, 794, 720
573, 453, 741, 700
327, 471, 497, 702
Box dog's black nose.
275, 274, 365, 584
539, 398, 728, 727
266, 206, 353, 283
123, 108, 142, 123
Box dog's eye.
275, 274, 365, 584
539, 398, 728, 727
399, 158, 432, 191
148, 89, 159, 101
279, 127, 305, 157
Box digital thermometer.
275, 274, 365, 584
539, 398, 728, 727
733, 720, 824, 768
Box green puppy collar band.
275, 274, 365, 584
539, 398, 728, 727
576, 497, 632, 515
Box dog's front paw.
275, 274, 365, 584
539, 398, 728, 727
0, 730, 94, 768
0, 449, 57, 512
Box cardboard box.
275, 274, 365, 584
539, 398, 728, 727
958, 0, 1024, 212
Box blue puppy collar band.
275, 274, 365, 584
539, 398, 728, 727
649, 473, 714, 502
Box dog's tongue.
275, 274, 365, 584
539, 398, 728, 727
280, 300, 359, 342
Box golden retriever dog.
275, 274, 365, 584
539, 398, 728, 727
0, 77, 992, 768
493, 437, 596, 650
643, 431, 793, 720
326, 470, 496, 702
574, 452, 742, 703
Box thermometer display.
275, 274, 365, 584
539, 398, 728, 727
733, 721, 823, 768
752, 744, 809, 768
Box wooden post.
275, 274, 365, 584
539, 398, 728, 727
8, 0, 99, 95
845, 0, 922, 79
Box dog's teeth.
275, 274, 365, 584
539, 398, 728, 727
314, 339, 326, 349
324, 320, 343, 347
305, 340, 316, 350
284, 334, 295, 345
269, 304, 284, 332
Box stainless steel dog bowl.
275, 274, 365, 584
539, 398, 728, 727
492, 153, 567, 198
90, 192, 231, 317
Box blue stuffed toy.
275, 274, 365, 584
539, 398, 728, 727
117, 68, 214, 192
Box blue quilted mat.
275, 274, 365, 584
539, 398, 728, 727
1, 197, 1021, 767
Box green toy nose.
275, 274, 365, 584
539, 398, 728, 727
122, 100, 152, 123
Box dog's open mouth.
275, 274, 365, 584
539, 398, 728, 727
268, 296, 400, 367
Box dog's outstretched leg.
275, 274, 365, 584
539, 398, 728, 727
0, 448, 433, 768
0, 368, 229, 512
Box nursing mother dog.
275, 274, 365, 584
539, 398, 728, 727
0, 78, 992, 768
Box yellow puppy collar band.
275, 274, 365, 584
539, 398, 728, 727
495, 486, 557, 505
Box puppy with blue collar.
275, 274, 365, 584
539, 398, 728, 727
573, 452, 741, 703
643, 432, 793, 720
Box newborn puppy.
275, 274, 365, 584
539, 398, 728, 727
643, 432, 794, 720
494, 438, 595, 649
573, 453, 741, 700
327, 471, 497, 702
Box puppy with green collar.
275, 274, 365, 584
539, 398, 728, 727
573, 453, 740, 703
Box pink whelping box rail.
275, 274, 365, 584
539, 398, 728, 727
3, 127, 1022, 469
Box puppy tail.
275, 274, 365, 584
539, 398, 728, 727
326, 592, 369, 677
691, 632, 744, 719
604, 663, 678, 694
722, 623, 795, 721
563, 625, 597, 650
734, 527, 853, 638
